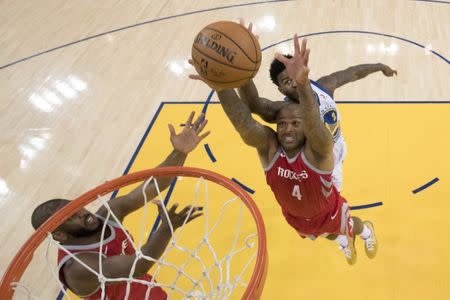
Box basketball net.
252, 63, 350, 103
1, 167, 267, 300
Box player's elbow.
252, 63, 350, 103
239, 131, 256, 147
237, 124, 260, 148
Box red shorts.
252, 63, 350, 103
283, 196, 353, 239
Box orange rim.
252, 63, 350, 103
0, 166, 267, 300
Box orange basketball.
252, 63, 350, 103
191, 21, 261, 89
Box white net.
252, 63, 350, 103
10, 174, 262, 300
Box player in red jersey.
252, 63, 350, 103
190, 36, 377, 265
31, 112, 209, 299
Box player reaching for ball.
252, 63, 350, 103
31, 112, 209, 299
236, 19, 397, 193
190, 33, 378, 265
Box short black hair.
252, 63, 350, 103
275, 102, 300, 121
269, 54, 292, 86
31, 199, 70, 230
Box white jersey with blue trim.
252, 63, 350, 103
309, 80, 347, 191
309, 80, 344, 146
283, 80, 346, 170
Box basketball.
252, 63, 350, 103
191, 21, 261, 89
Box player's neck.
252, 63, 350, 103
282, 147, 301, 159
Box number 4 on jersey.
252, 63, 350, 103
292, 185, 302, 200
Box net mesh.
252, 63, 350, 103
7, 171, 264, 300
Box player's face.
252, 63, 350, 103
61, 208, 101, 237
276, 106, 305, 153
277, 70, 299, 101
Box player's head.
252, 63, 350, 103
270, 54, 299, 102
275, 103, 305, 153
31, 199, 101, 242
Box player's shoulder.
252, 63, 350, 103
310, 79, 334, 99
62, 252, 99, 280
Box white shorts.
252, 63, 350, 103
332, 138, 347, 192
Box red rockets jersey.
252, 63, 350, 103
57, 217, 167, 300
265, 148, 339, 220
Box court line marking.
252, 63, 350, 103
350, 202, 384, 210
1, 0, 292, 70
261, 30, 449, 64
231, 178, 255, 194
413, 0, 450, 4
412, 177, 439, 194
204, 144, 217, 162
5, 3, 448, 72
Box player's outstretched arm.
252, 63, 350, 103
235, 19, 285, 123
275, 36, 333, 170
63, 203, 203, 296
98, 112, 210, 222
238, 79, 286, 123
316, 63, 397, 97
188, 63, 278, 167
216, 89, 278, 164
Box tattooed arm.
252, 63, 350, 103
238, 79, 286, 123
216, 89, 279, 167
316, 63, 397, 97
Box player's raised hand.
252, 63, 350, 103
168, 111, 210, 154
153, 200, 203, 230
275, 34, 310, 85
380, 64, 397, 77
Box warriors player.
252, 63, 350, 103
31, 112, 209, 299
190, 36, 377, 265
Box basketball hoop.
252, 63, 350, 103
0, 167, 267, 299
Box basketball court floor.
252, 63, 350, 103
1, 0, 449, 299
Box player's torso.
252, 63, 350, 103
265, 148, 338, 219
57, 221, 167, 299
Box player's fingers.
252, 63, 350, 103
300, 37, 307, 55
274, 53, 289, 65
293, 34, 300, 56
304, 48, 310, 66
199, 131, 211, 140
168, 124, 176, 136
186, 212, 204, 223
169, 203, 179, 214
193, 113, 205, 127
185, 111, 195, 126
196, 118, 208, 133
178, 205, 193, 216
188, 74, 203, 81
239, 18, 244, 26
